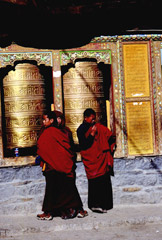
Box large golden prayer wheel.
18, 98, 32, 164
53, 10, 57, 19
63, 61, 106, 142
3, 63, 46, 149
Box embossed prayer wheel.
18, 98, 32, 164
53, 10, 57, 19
63, 61, 106, 142
3, 63, 46, 149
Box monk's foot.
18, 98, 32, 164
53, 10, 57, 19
91, 207, 104, 213
61, 208, 77, 220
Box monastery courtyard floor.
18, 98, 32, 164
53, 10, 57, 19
0, 204, 162, 240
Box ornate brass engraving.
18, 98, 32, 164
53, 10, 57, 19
3, 63, 46, 149
63, 82, 104, 95
63, 61, 106, 142
3, 85, 45, 97
64, 98, 105, 110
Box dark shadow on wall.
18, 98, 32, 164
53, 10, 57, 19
150, 159, 162, 175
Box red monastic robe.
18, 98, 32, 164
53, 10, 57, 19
37, 126, 75, 176
80, 123, 116, 179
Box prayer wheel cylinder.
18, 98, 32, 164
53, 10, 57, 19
63, 61, 106, 142
3, 63, 46, 149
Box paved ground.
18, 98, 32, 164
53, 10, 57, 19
0, 204, 162, 240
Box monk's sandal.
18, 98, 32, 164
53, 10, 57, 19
37, 213, 53, 220
77, 210, 88, 218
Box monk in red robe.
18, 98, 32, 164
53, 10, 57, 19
77, 108, 116, 213
37, 111, 87, 220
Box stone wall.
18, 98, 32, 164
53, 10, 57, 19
112, 156, 162, 205
0, 156, 162, 215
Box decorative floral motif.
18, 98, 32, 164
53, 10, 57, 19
0, 52, 53, 67
92, 34, 162, 43
60, 50, 111, 65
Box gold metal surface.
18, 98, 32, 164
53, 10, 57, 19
63, 61, 106, 142
123, 43, 154, 156
3, 63, 46, 149
123, 44, 150, 98
126, 101, 153, 155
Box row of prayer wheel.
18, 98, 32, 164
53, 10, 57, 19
2, 61, 106, 151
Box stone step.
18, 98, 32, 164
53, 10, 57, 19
0, 204, 162, 238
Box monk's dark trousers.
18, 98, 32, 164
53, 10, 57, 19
42, 170, 83, 215
88, 172, 113, 211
